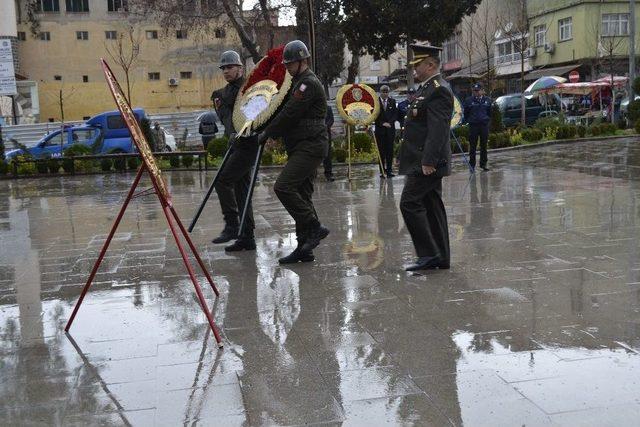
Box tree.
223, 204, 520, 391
295, 0, 344, 94
104, 25, 142, 106
340, 0, 482, 87
469, 0, 501, 94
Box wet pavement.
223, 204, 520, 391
1, 137, 640, 426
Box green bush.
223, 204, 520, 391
589, 124, 602, 136
100, 158, 112, 171
36, 160, 49, 174
127, 156, 140, 170
555, 125, 577, 140
0, 162, 8, 175
488, 132, 511, 148
182, 155, 194, 168
207, 137, 229, 158
635, 119, 640, 134
47, 158, 60, 174
576, 125, 587, 138
113, 157, 126, 171
14, 156, 36, 175
453, 124, 470, 140
63, 144, 93, 157
261, 150, 274, 166
451, 136, 469, 153
489, 103, 504, 133
600, 123, 617, 135
334, 147, 347, 163
62, 158, 74, 173
520, 128, 544, 143
534, 116, 562, 132
628, 100, 640, 123
169, 155, 181, 168
63, 144, 94, 173
352, 132, 374, 153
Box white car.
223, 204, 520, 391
162, 128, 177, 152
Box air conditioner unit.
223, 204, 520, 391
527, 47, 537, 58
544, 43, 555, 54
168, 78, 179, 86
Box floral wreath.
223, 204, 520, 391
336, 83, 380, 126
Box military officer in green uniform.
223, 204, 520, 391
210, 50, 260, 252
398, 44, 453, 271
257, 40, 330, 264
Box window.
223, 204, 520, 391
35, 0, 60, 12
215, 28, 226, 38
180, 71, 192, 79
559, 17, 572, 41
369, 60, 381, 71
82, 75, 88, 82
76, 31, 88, 40
602, 13, 629, 36
495, 36, 529, 65
534, 24, 546, 47
44, 130, 69, 146
66, 0, 89, 12
54, 75, 62, 81
17, 32, 26, 41
71, 129, 99, 144
442, 34, 461, 63
107, 0, 128, 12
148, 72, 160, 80
176, 30, 187, 39
39, 32, 51, 41
105, 30, 117, 40
146, 30, 158, 40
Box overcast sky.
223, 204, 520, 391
243, 0, 297, 25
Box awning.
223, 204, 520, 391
525, 64, 580, 81
447, 59, 494, 80
541, 82, 609, 95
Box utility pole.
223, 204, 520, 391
630, 0, 636, 100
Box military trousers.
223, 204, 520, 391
400, 175, 450, 261
274, 146, 323, 242
375, 127, 396, 174
214, 141, 259, 238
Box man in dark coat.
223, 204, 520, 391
463, 82, 492, 171
374, 85, 398, 177
397, 44, 453, 271
210, 50, 260, 252
257, 40, 329, 264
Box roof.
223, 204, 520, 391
447, 59, 494, 80
525, 64, 580, 81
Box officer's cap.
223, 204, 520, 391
472, 83, 483, 90
409, 44, 442, 66
407, 88, 416, 94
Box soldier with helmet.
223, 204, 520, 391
256, 40, 330, 264
210, 50, 260, 252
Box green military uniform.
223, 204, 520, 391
211, 75, 260, 247
263, 68, 328, 249
398, 71, 453, 267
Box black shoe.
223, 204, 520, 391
224, 238, 256, 252
405, 256, 448, 271
480, 166, 490, 172
212, 225, 238, 244
300, 225, 330, 252
278, 248, 315, 264
380, 174, 387, 179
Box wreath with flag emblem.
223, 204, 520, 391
336, 83, 380, 126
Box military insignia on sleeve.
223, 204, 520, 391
299, 83, 307, 92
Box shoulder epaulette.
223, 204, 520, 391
433, 80, 440, 88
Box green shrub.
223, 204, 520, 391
616, 117, 627, 130
47, 158, 60, 174
113, 157, 126, 171
576, 125, 587, 138
555, 125, 577, 140
62, 158, 74, 173
628, 100, 640, 123
600, 123, 617, 135
36, 160, 49, 174
489, 103, 504, 133
15, 156, 36, 175
169, 155, 181, 168
520, 128, 543, 143
0, 162, 8, 175
127, 156, 140, 170
63, 144, 92, 157
334, 147, 347, 163
261, 150, 274, 166
534, 116, 562, 132
453, 124, 470, 140
451, 136, 469, 153
207, 137, 229, 158
182, 155, 194, 168
100, 158, 112, 171
589, 124, 602, 136
488, 132, 511, 148
352, 132, 374, 153
635, 119, 640, 134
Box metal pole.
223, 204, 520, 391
306, 0, 316, 71
630, 0, 636, 101
238, 142, 264, 238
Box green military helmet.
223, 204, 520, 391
282, 40, 311, 64
219, 50, 242, 69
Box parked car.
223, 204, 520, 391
495, 93, 562, 127
162, 128, 177, 152
4, 109, 149, 161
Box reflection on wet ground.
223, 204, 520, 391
1, 138, 640, 426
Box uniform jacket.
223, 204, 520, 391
397, 99, 410, 127
264, 68, 328, 156
375, 97, 398, 130
398, 74, 454, 177
463, 95, 492, 125
211, 76, 244, 137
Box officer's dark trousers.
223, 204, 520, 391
214, 142, 258, 238
468, 123, 489, 169
274, 146, 324, 242
375, 128, 395, 174
400, 175, 450, 262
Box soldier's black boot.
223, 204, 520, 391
212, 223, 239, 244
301, 223, 330, 252
278, 247, 315, 264
224, 237, 256, 252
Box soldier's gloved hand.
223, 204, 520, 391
257, 131, 268, 144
